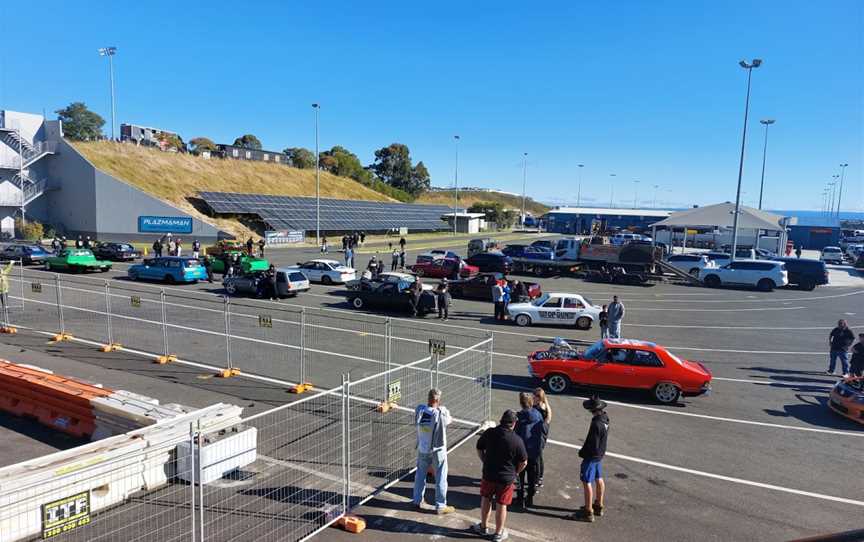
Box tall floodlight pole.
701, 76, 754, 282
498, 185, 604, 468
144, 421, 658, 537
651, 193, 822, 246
576, 164, 584, 207
757, 119, 775, 210
837, 163, 849, 218
831, 176, 839, 217
312, 103, 320, 245
730, 58, 762, 262
609, 173, 616, 208
520, 153, 528, 226
453, 135, 460, 235
17, 128, 24, 226
653, 184, 660, 208
98, 47, 118, 140
633, 180, 640, 209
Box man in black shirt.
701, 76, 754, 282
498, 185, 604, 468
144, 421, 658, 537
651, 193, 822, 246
472, 410, 527, 542
572, 395, 610, 523
828, 319, 855, 376
850, 333, 864, 377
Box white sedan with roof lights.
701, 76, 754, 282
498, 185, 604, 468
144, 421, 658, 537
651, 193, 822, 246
507, 292, 602, 330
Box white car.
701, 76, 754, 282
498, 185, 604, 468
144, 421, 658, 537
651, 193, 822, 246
665, 254, 713, 276
820, 246, 844, 264
698, 259, 788, 291
288, 259, 356, 284
345, 271, 433, 291
610, 233, 645, 246
507, 292, 602, 330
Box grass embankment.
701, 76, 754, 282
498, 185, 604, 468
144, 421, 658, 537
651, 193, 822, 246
415, 190, 550, 215
73, 142, 394, 238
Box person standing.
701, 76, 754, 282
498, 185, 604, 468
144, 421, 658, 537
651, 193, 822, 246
360, 231, 366, 246
512, 279, 527, 303
192, 239, 201, 259
167, 238, 176, 257
246, 237, 254, 256
795, 245, 802, 259
342, 235, 348, 252
471, 410, 528, 542
399, 236, 407, 252
572, 395, 610, 523
175, 238, 182, 257
391, 249, 399, 271
0, 260, 14, 319
410, 279, 424, 317
203, 257, 214, 283
75, 235, 82, 249
412, 388, 455, 515
492, 280, 506, 321
599, 304, 609, 339
828, 319, 855, 376
51, 237, 61, 253
84, 236, 92, 249
532, 388, 551, 488
436, 279, 451, 320
376, 258, 385, 277
607, 296, 625, 339
502, 280, 512, 320
321, 236, 328, 254
152, 239, 163, 258
399, 249, 406, 270
849, 333, 864, 377
345, 246, 354, 269
266, 265, 278, 300
257, 238, 265, 258
515, 392, 546, 509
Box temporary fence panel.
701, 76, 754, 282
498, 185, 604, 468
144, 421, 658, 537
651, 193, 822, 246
435, 336, 494, 444
164, 293, 232, 373
302, 310, 387, 389
7, 272, 60, 334
197, 388, 346, 542
227, 300, 303, 382
57, 280, 111, 347
108, 286, 166, 356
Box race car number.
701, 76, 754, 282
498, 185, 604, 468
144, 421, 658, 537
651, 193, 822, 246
538, 311, 574, 320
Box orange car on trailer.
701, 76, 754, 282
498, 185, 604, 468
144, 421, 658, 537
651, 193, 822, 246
527, 338, 712, 404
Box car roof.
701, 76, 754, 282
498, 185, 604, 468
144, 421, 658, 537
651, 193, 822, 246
546, 292, 586, 298
311, 259, 342, 265
604, 338, 660, 350
823, 246, 841, 250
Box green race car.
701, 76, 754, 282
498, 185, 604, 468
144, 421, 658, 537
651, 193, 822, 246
44, 249, 112, 273
205, 252, 270, 275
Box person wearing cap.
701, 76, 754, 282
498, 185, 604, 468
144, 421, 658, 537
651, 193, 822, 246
572, 395, 610, 522
412, 388, 455, 515
436, 279, 451, 320
471, 410, 528, 542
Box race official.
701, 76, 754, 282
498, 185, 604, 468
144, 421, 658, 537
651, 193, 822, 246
412, 389, 455, 515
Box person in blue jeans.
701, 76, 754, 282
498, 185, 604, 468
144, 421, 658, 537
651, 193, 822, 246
412, 388, 455, 514
828, 319, 855, 376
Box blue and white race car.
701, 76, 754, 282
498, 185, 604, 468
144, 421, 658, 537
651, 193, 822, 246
507, 292, 602, 330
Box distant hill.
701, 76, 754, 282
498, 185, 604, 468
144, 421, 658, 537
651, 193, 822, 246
416, 189, 550, 215
73, 142, 394, 238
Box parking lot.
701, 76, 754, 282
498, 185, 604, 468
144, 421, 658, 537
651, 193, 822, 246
2, 235, 863, 541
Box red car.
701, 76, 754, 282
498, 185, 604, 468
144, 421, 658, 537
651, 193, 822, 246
528, 339, 712, 404
450, 273, 542, 302
410, 258, 478, 279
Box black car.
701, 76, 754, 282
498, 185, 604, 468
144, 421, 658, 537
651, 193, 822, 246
94, 242, 142, 261
772, 257, 829, 290
450, 273, 542, 302
346, 282, 437, 316
465, 252, 513, 274
1, 244, 51, 265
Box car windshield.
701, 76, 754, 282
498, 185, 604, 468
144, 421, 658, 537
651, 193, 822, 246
119, 244, 134, 251
583, 340, 606, 360
70, 250, 92, 257
582, 295, 594, 306
289, 272, 306, 281
531, 293, 550, 306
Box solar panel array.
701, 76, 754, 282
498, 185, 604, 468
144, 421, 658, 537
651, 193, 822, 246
199, 191, 453, 232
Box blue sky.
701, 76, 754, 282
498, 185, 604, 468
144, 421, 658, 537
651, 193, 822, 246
1, 1, 861, 211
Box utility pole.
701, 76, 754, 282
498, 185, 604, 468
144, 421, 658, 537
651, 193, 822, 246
576, 164, 584, 208
453, 135, 460, 235
98, 47, 118, 140
757, 119, 775, 210
312, 103, 320, 245
836, 163, 849, 218
520, 153, 528, 226
609, 173, 616, 208
730, 58, 762, 262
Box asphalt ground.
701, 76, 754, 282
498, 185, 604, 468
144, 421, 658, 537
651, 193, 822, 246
1, 236, 863, 541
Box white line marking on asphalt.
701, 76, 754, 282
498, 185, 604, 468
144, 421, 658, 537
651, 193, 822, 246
626, 306, 806, 312
548, 439, 864, 508
490, 380, 862, 437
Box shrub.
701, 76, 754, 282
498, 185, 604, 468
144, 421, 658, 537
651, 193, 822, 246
14, 218, 45, 241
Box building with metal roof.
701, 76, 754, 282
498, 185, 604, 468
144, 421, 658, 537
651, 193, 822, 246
543, 207, 672, 234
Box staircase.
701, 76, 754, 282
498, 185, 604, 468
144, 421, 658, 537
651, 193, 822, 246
0, 128, 56, 169
0, 172, 49, 207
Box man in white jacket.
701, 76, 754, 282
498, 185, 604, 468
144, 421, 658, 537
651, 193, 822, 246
412, 388, 455, 514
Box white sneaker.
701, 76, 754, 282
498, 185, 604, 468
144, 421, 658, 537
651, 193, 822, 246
492, 531, 509, 542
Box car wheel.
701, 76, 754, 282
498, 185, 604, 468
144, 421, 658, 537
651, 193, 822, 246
351, 297, 364, 309
164, 275, 175, 284
756, 278, 775, 292
225, 283, 237, 294
703, 274, 721, 288
100, 267, 109, 272
800, 279, 816, 291
515, 314, 531, 327
546, 373, 571, 394
415, 268, 424, 277
575, 316, 592, 330
128, 271, 138, 281
321, 275, 333, 285
653, 383, 681, 404
688, 268, 700, 277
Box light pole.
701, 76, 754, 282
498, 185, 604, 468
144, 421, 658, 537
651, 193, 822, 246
828, 181, 837, 218
520, 153, 528, 226
757, 119, 775, 210
453, 135, 460, 235
98, 47, 118, 140
576, 164, 584, 207
837, 163, 849, 218
821, 188, 829, 215
609, 173, 616, 208
653, 184, 660, 208
831, 176, 840, 218
633, 180, 640, 209
730, 58, 762, 262
312, 103, 320, 245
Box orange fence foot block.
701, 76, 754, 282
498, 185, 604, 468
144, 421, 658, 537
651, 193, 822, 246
0, 326, 17, 334
289, 383, 313, 394
100, 343, 122, 353
154, 354, 177, 365
216, 368, 242, 378
336, 516, 366, 534
51, 333, 73, 342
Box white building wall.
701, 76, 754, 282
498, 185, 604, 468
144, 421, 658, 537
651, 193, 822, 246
0, 111, 44, 169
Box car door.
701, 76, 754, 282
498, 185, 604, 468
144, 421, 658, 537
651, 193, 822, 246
301, 262, 320, 281
626, 349, 666, 390
590, 347, 635, 387
559, 296, 586, 324
137, 259, 157, 279
535, 296, 563, 324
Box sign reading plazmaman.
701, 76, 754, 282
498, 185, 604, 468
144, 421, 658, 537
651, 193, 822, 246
138, 216, 193, 234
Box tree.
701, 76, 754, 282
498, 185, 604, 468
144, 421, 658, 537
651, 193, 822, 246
157, 132, 185, 152
233, 134, 262, 150
370, 143, 429, 196
320, 146, 370, 181
468, 201, 515, 228
56, 102, 104, 141
283, 147, 315, 169
189, 137, 217, 154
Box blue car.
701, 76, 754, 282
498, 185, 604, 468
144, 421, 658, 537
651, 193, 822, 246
127, 257, 208, 284
502, 244, 554, 260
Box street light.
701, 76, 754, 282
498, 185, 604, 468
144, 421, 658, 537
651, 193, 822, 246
837, 163, 849, 218
828, 180, 837, 218
576, 164, 584, 208
609, 174, 616, 208
312, 103, 320, 245
757, 119, 775, 210
730, 58, 762, 262
520, 153, 528, 226
633, 180, 640, 209
97, 46, 118, 140
453, 135, 460, 235
831, 175, 840, 217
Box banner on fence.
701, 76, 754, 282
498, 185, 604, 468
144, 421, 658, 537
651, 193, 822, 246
265, 229, 305, 245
